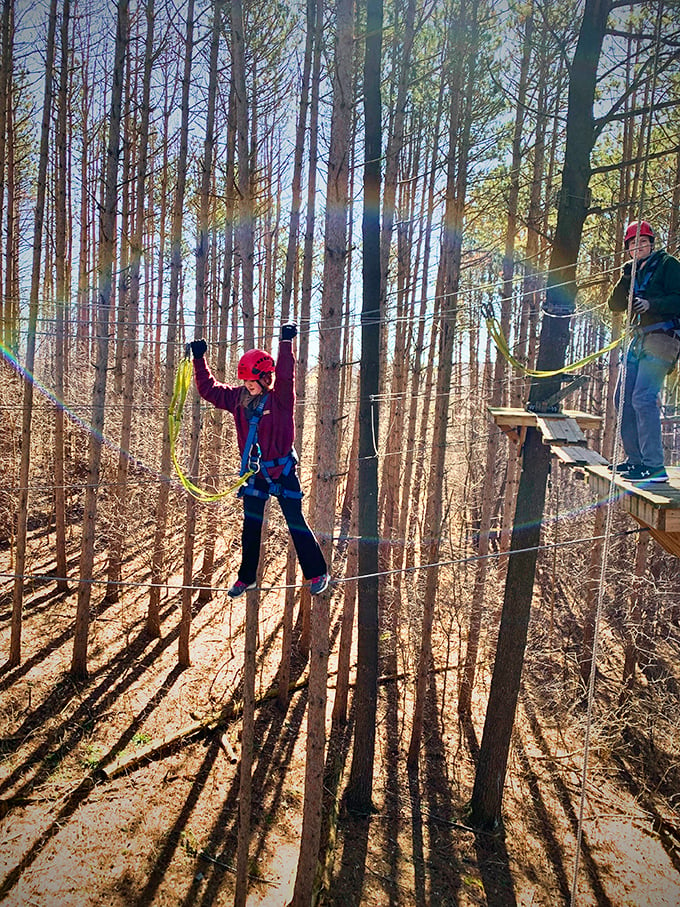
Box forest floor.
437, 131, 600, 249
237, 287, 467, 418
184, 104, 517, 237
2, 504, 680, 907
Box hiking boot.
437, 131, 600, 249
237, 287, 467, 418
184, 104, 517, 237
309, 573, 330, 595
228, 580, 256, 598
627, 465, 669, 485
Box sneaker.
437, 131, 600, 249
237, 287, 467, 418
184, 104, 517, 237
309, 573, 330, 595
227, 580, 256, 598
626, 465, 669, 485
611, 461, 637, 474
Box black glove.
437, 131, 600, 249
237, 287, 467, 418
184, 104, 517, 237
189, 338, 207, 359
280, 323, 298, 341
622, 261, 632, 278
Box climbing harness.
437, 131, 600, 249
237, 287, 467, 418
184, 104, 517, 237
168, 354, 255, 501
238, 392, 302, 500
482, 301, 622, 378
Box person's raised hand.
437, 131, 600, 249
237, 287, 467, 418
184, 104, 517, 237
280, 323, 298, 342
190, 338, 208, 359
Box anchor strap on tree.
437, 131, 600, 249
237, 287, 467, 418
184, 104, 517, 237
482, 303, 622, 378
168, 355, 255, 501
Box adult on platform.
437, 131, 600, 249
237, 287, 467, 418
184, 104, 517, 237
609, 220, 680, 485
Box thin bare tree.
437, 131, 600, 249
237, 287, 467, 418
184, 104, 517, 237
407, 0, 477, 769
147, 3, 193, 638
291, 0, 355, 897
71, 0, 130, 678
344, 0, 382, 813
53, 0, 71, 594
107, 0, 155, 597
231, 0, 254, 346
9, 0, 58, 667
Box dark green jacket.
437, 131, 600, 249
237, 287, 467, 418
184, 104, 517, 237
608, 249, 680, 328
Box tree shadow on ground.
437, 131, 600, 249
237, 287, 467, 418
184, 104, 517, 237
473, 833, 517, 907
0, 654, 186, 900
132, 735, 224, 907
134, 587, 315, 907
459, 699, 517, 905
421, 671, 463, 906
0, 595, 180, 802
325, 808, 371, 907
520, 693, 614, 906
614, 724, 680, 875
0, 584, 116, 693
173, 689, 310, 907
317, 696, 357, 901
383, 649, 402, 906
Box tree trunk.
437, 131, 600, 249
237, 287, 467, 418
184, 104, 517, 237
470, 0, 612, 831
0, 0, 12, 336
459, 7, 533, 715
180, 0, 218, 625
407, 0, 475, 770
71, 0, 129, 679
9, 0, 57, 667
291, 0, 355, 900
76, 69, 91, 353
231, 0, 254, 347
177, 0, 199, 669
332, 402, 360, 725
621, 531, 650, 696
53, 0, 71, 594
280, 0, 314, 319
294, 0, 324, 661
200, 77, 236, 594
233, 591, 259, 907
343, 0, 382, 813
107, 0, 155, 598
147, 2, 193, 638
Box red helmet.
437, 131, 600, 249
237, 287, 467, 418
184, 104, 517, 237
624, 220, 654, 247
238, 349, 275, 381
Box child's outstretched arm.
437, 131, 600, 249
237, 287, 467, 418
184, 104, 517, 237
188, 339, 240, 412
276, 323, 297, 416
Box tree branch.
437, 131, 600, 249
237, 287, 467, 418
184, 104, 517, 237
591, 144, 680, 176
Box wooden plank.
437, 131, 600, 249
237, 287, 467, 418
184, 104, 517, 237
535, 415, 587, 445
488, 406, 602, 431
583, 464, 680, 533
658, 508, 680, 533
630, 516, 680, 558
625, 493, 666, 531
552, 445, 607, 465
651, 530, 680, 557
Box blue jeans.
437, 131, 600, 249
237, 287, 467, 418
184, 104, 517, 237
614, 335, 677, 470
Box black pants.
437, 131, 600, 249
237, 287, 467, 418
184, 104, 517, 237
238, 470, 327, 585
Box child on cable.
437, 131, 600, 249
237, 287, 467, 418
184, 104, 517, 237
188, 324, 330, 597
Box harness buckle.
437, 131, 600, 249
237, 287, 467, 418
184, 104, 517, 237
248, 443, 261, 474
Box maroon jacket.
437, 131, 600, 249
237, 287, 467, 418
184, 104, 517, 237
193, 340, 296, 479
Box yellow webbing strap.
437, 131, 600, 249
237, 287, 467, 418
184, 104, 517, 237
486, 316, 622, 378
168, 356, 254, 501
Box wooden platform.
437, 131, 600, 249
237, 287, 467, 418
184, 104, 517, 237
489, 406, 603, 433
489, 407, 608, 463
488, 406, 680, 557
582, 464, 680, 556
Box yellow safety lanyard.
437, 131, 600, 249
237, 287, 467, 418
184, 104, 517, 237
484, 312, 622, 378
168, 356, 254, 502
